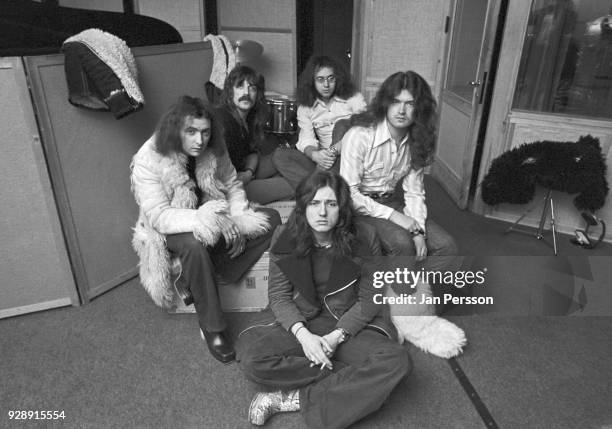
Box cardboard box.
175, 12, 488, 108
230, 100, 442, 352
168, 252, 270, 313
263, 200, 295, 223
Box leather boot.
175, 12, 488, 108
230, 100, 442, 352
200, 329, 235, 363
248, 390, 300, 426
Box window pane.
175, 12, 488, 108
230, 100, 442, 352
446, 0, 489, 102
513, 0, 612, 120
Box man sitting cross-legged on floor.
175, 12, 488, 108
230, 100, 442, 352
236, 170, 411, 429
339, 71, 466, 358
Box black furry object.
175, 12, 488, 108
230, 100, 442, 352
481, 135, 609, 212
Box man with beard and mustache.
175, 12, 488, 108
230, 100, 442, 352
214, 66, 293, 204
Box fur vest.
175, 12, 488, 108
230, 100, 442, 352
130, 136, 270, 307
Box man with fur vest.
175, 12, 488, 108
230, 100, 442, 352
131, 95, 281, 363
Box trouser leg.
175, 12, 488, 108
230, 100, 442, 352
213, 208, 281, 284
166, 233, 226, 333
272, 147, 317, 189
236, 321, 331, 389
246, 177, 295, 204
300, 327, 412, 429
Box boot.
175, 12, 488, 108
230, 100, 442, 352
248, 390, 300, 426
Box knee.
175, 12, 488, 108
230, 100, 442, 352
385, 231, 415, 256
236, 347, 269, 382
260, 208, 282, 230
174, 235, 209, 259
432, 233, 459, 256
378, 343, 412, 379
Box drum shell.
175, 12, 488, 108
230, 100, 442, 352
265, 98, 297, 134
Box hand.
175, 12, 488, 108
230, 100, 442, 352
311, 149, 336, 170
321, 330, 343, 356
218, 215, 245, 258
412, 234, 428, 261
296, 329, 333, 370
236, 170, 253, 184
389, 211, 421, 233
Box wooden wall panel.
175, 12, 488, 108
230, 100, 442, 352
24, 42, 214, 300
368, 0, 448, 84
0, 59, 76, 318
137, 0, 205, 42
218, 0, 297, 98
218, 0, 294, 29
223, 30, 296, 96
59, 0, 123, 12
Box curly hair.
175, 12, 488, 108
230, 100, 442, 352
219, 65, 268, 145
154, 95, 224, 157
296, 55, 357, 107
351, 71, 437, 168
288, 170, 356, 257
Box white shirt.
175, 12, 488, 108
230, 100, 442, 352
296, 93, 367, 153
340, 119, 427, 230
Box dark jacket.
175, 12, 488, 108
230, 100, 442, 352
213, 106, 257, 172
262, 222, 397, 340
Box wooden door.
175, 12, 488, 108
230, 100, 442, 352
433, 0, 503, 209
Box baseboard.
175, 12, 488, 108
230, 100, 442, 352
0, 297, 72, 320
86, 266, 139, 300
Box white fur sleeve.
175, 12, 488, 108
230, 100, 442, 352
131, 160, 200, 234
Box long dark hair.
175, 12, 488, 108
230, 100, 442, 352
351, 70, 437, 168
288, 170, 355, 257
154, 95, 223, 156
219, 65, 268, 145
296, 55, 357, 107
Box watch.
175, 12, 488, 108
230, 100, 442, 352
335, 328, 350, 344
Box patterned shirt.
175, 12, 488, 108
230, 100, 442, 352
296, 93, 367, 153
340, 119, 427, 230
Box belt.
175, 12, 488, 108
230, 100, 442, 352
363, 191, 395, 200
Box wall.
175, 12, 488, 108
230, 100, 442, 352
136, 0, 206, 42
59, 0, 123, 12
356, 0, 450, 101
217, 0, 297, 96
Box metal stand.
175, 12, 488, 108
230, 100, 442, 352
504, 188, 558, 255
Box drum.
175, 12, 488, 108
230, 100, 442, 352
265, 96, 297, 134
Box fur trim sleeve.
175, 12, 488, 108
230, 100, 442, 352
231, 209, 270, 239
193, 200, 228, 245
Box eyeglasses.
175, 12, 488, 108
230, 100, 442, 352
314, 75, 336, 84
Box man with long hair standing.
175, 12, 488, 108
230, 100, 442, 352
215, 65, 293, 204
273, 55, 367, 189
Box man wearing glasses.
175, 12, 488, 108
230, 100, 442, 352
273, 55, 367, 189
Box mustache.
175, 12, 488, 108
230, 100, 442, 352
238, 95, 252, 102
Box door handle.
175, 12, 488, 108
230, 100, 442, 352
469, 80, 482, 86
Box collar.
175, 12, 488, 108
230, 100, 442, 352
373, 119, 410, 148
271, 226, 361, 305
313, 95, 346, 109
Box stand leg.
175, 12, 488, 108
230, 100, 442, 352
549, 196, 557, 255
536, 189, 552, 240
504, 194, 548, 234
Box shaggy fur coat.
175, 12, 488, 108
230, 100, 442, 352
130, 136, 270, 308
